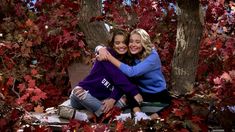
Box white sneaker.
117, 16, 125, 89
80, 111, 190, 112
134, 112, 151, 123
74, 110, 89, 122
115, 113, 132, 121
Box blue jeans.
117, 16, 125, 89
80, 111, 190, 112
70, 90, 125, 117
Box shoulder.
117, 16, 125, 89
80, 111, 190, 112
151, 49, 158, 54
143, 49, 160, 64
147, 49, 159, 58
107, 48, 117, 57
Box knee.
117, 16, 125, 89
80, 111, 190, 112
71, 86, 88, 100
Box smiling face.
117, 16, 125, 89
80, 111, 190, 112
113, 35, 128, 55
128, 33, 143, 55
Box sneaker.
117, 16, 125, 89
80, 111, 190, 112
115, 113, 132, 121
74, 110, 89, 122
134, 112, 151, 123
58, 106, 88, 122
58, 106, 75, 119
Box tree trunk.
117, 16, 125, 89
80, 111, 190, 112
78, 0, 109, 49
67, 62, 92, 89
68, 0, 109, 89
171, 0, 203, 96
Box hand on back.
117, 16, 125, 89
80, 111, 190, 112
96, 47, 110, 61
134, 93, 143, 105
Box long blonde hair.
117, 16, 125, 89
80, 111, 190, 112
130, 28, 153, 59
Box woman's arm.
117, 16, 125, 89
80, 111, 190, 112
96, 46, 110, 61
97, 47, 161, 78
101, 61, 139, 98
96, 47, 122, 68
109, 50, 161, 77
107, 54, 122, 68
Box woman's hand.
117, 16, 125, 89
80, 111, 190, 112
102, 98, 116, 113
96, 47, 110, 61
134, 93, 143, 105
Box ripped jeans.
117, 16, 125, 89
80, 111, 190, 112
70, 86, 126, 117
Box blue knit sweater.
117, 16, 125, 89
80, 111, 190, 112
120, 49, 166, 93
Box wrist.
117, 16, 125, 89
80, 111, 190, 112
95, 45, 104, 54
109, 98, 116, 103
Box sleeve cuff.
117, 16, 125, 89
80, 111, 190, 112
130, 89, 139, 97
109, 91, 123, 101
109, 95, 119, 101
95, 45, 104, 54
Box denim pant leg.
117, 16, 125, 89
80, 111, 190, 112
69, 96, 84, 109
70, 93, 103, 117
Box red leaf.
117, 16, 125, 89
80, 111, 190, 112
116, 121, 124, 132
191, 116, 203, 123
72, 52, 80, 58
67, 119, 81, 130
215, 39, 222, 49
100, 107, 121, 123
204, 38, 213, 46
213, 77, 221, 85
17, 83, 26, 92
172, 99, 182, 107
39, 92, 47, 99
11, 109, 22, 121
24, 103, 34, 111
183, 106, 191, 114
31, 69, 38, 75
33, 125, 51, 132
173, 108, 184, 118
220, 72, 232, 82
26, 19, 34, 27
6, 77, 14, 86
92, 124, 108, 132
83, 123, 93, 132
229, 70, 235, 79
16, 93, 30, 104
62, 30, 77, 44
24, 75, 32, 81
79, 41, 85, 47
0, 119, 7, 128
160, 106, 172, 119
28, 79, 36, 88
31, 95, 42, 102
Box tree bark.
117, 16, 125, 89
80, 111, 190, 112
171, 0, 203, 96
78, 0, 109, 49
68, 0, 109, 89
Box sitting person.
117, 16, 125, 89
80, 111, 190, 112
97, 28, 172, 122
59, 29, 143, 122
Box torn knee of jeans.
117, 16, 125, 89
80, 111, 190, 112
74, 89, 88, 100
72, 87, 84, 95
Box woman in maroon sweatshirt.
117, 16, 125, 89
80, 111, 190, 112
69, 29, 142, 120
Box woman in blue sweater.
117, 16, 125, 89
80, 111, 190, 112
68, 29, 142, 121
97, 28, 171, 121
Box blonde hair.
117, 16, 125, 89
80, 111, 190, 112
130, 28, 152, 59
